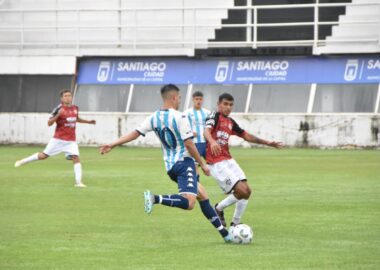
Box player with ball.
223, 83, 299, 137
204, 93, 283, 243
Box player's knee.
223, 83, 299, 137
234, 181, 251, 199
242, 187, 252, 199
186, 197, 197, 210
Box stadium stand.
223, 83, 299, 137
0, 0, 379, 147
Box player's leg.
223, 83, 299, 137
228, 159, 251, 226
210, 160, 242, 226
144, 158, 197, 214
71, 155, 85, 188
194, 142, 206, 182
14, 139, 60, 167
197, 183, 230, 241
230, 181, 251, 226
64, 142, 85, 187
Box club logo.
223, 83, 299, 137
97, 61, 111, 82
344, 59, 359, 81
215, 61, 229, 82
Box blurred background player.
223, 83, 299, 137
184, 91, 210, 179
204, 93, 283, 227
99, 84, 231, 242
14, 90, 96, 187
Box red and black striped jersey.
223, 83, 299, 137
205, 111, 246, 164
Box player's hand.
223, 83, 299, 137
89, 120, 96, 125
267, 141, 283, 149
99, 144, 113, 155
200, 163, 210, 176
210, 141, 221, 156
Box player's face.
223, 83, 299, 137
218, 99, 234, 116
173, 92, 181, 110
61, 92, 73, 105
193, 96, 203, 109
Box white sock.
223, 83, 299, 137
216, 194, 239, 211
232, 199, 249, 225
74, 163, 82, 184
20, 153, 39, 165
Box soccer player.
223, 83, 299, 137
184, 91, 210, 178
14, 89, 96, 188
204, 93, 283, 227
99, 84, 231, 242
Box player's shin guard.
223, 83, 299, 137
232, 199, 248, 225
199, 199, 229, 238
74, 163, 82, 184
154, 194, 189, 210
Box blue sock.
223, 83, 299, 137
154, 194, 189, 210
199, 199, 229, 238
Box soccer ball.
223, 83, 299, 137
229, 224, 253, 244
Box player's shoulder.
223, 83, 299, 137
207, 110, 220, 119
50, 104, 62, 116
52, 103, 62, 111
227, 115, 238, 124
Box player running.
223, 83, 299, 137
204, 93, 283, 227
14, 90, 96, 187
184, 91, 210, 179
99, 84, 231, 242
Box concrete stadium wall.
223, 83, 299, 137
0, 113, 379, 148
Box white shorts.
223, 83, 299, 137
43, 138, 79, 157
208, 159, 247, 194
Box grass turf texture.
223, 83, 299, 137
0, 146, 379, 270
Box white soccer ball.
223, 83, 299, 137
230, 224, 253, 244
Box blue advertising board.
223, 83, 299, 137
77, 56, 380, 85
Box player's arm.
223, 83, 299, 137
47, 105, 61, 126
100, 114, 152, 155
99, 130, 140, 155
184, 139, 210, 176
77, 117, 96, 125
48, 114, 60, 126
242, 132, 283, 149
204, 127, 221, 156
203, 111, 221, 156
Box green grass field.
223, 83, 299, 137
1, 146, 379, 270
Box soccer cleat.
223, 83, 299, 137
223, 232, 232, 243
74, 183, 87, 188
144, 190, 154, 214
214, 204, 226, 227
14, 160, 24, 168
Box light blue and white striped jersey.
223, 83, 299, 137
136, 109, 194, 171
184, 107, 210, 144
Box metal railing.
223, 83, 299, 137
0, 2, 379, 55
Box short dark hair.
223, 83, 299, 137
192, 91, 203, 98
160, 84, 180, 98
218, 93, 234, 102
60, 89, 72, 97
